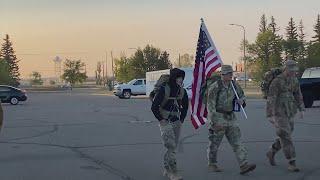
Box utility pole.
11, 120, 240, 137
178, 53, 181, 67
111, 51, 114, 86
229, 23, 247, 88
102, 61, 105, 85
105, 51, 108, 81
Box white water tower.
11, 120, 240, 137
53, 56, 62, 83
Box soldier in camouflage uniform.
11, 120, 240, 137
266, 60, 305, 172
151, 68, 189, 180
206, 65, 256, 175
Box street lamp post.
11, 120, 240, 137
230, 23, 247, 88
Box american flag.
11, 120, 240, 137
191, 20, 222, 129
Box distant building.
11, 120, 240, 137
235, 63, 244, 72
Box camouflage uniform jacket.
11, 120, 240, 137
207, 80, 245, 126
266, 73, 305, 118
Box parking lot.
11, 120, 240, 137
0, 89, 319, 180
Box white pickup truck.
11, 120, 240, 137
113, 79, 146, 99
146, 67, 193, 99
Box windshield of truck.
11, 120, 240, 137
127, 79, 136, 84
302, 69, 320, 78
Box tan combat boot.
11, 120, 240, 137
240, 163, 256, 175
288, 161, 300, 172
208, 164, 223, 172
266, 151, 276, 166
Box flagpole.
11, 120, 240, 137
231, 82, 248, 119
201, 18, 248, 119
200, 18, 222, 63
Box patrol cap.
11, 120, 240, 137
284, 60, 299, 72
221, 65, 233, 75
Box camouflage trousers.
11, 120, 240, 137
270, 117, 296, 161
208, 124, 248, 166
159, 120, 182, 171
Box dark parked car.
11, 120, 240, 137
299, 67, 320, 108
0, 85, 27, 105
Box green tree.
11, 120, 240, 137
245, 15, 283, 82
297, 20, 308, 73
115, 45, 172, 82
312, 14, 320, 43
268, 16, 283, 68
305, 15, 320, 68
307, 42, 320, 67
0, 59, 13, 84
158, 51, 172, 69
130, 48, 148, 78
95, 61, 102, 85
174, 53, 194, 67
114, 55, 131, 83
140, 45, 172, 72
0, 34, 20, 86
49, 80, 56, 85
30, 71, 43, 85
283, 17, 300, 60
61, 59, 87, 86
247, 30, 273, 71
259, 14, 268, 33
122, 45, 172, 80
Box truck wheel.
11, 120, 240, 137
123, 90, 131, 99
303, 91, 314, 108
10, 97, 19, 105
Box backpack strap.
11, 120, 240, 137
215, 80, 238, 103
216, 79, 223, 100
159, 85, 184, 119
160, 84, 170, 108
160, 85, 185, 107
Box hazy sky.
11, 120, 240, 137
1, 0, 319, 78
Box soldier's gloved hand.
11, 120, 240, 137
236, 99, 246, 107
242, 101, 246, 108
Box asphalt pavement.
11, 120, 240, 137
0, 88, 319, 180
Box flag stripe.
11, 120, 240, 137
205, 49, 215, 60
205, 56, 218, 69
207, 63, 222, 78
206, 59, 221, 76
190, 21, 222, 129
191, 62, 200, 112
193, 62, 204, 116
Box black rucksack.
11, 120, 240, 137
149, 74, 170, 101
260, 67, 283, 99
149, 74, 184, 107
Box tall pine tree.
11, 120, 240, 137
297, 20, 308, 72
312, 14, 320, 43
307, 14, 320, 68
259, 14, 268, 33
268, 16, 283, 67
283, 17, 300, 60
0, 34, 20, 86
